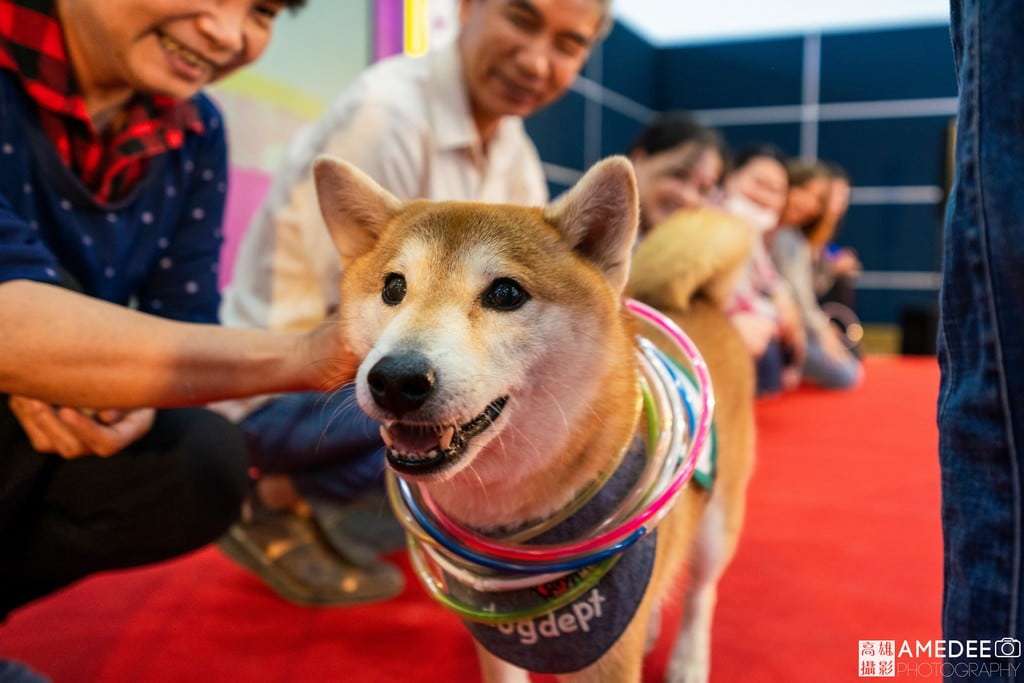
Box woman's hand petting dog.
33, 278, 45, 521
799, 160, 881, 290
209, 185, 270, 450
8, 395, 155, 459
302, 314, 358, 391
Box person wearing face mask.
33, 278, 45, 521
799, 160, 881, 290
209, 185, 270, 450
627, 111, 728, 238
770, 158, 862, 390
717, 145, 806, 396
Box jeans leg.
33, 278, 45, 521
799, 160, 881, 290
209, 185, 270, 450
239, 386, 386, 503
799, 337, 860, 390
939, 0, 1024, 675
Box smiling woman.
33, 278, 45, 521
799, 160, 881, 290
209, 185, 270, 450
0, 0, 342, 647
56, 0, 302, 121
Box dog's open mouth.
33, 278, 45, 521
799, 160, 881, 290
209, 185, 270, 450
381, 396, 509, 476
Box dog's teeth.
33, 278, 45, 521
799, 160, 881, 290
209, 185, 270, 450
379, 425, 393, 448
438, 426, 455, 451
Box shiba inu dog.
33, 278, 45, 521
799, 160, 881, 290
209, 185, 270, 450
314, 155, 755, 683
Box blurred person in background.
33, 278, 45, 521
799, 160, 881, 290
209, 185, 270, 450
627, 111, 728, 238
812, 163, 861, 310
770, 158, 862, 390
717, 145, 806, 396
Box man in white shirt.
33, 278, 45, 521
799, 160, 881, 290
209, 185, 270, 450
218, 0, 614, 607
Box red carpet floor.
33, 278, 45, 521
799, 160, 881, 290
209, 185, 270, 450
0, 356, 942, 682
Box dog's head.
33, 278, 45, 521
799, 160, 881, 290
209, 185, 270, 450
315, 156, 639, 491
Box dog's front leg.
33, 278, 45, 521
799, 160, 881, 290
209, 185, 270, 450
666, 496, 736, 683
474, 641, 531, 683
555, 613, 648, 683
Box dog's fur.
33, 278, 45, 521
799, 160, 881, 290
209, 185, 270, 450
314, 155, 756, 683
626, 206, 757, 681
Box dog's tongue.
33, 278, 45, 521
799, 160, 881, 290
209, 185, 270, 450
380, 424, 454, 456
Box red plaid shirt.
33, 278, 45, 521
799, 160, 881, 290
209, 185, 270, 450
0, 0, 204, 202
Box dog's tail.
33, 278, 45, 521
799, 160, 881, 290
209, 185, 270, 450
626, 207, 754, 312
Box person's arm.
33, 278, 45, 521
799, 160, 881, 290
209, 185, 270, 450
0, 279, 354, 408
772, 284, 807, 365
771, 229, 832, 340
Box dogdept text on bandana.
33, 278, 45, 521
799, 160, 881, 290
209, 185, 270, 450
456, 439, 657, 674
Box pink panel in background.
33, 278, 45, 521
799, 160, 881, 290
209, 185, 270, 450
219, 165, 272, 290
374, 0, 404, 61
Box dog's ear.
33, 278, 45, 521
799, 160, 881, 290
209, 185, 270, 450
543, 156, 639, 294
313, 155, 402, 266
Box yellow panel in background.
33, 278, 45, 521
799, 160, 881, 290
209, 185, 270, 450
404, 0, 429, 57
214, 70, 325, 120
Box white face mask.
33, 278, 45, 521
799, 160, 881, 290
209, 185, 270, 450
721, 194, 780, 234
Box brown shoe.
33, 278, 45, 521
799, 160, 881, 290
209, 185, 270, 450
217, 499, 404, 607
309, 491, 407, 567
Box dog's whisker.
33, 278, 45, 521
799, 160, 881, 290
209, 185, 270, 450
537, 385, 571, 432
464, 461, 489, 500
311, 388, 382, 456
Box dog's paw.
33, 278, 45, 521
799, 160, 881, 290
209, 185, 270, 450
666, 651, 711, 683
644, 605, 663, 654
666, 620, 712, 683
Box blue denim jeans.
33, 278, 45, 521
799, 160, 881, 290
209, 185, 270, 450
239, 385, 386, 503
800, 334, 861, 390
939, 1, 1024, 678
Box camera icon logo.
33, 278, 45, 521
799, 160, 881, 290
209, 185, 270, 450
996, 637, 1022, 658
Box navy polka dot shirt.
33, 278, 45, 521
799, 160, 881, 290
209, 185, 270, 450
0, 70, 228, 323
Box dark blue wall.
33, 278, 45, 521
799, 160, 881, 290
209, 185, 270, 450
526, 22, 957, 326
660, 37, 805, 111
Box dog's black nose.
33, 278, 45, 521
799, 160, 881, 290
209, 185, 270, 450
367, 352, 436, 416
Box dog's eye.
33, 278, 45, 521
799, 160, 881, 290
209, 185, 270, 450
382, 273, 407, 305
483, 278, 529, 311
